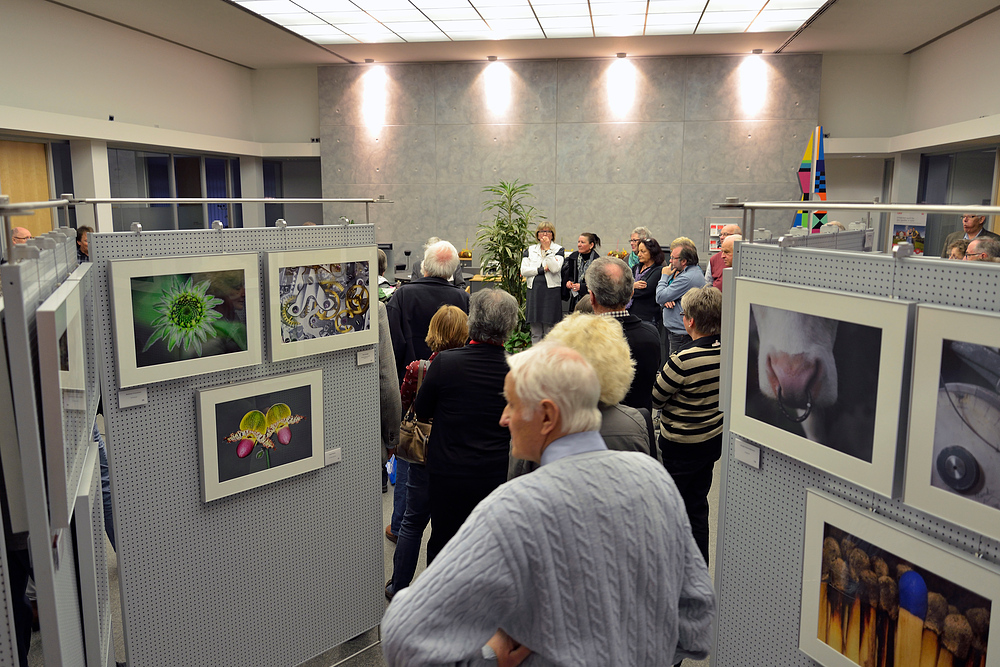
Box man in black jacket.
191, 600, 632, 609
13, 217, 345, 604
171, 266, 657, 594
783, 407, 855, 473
387, 240, 470, 382
586, 257, 660, 452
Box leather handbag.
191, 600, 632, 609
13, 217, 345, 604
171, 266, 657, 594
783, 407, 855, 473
396, 360, 432, 464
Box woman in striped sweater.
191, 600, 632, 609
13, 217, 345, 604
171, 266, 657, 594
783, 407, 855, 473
651, 285, 723, 566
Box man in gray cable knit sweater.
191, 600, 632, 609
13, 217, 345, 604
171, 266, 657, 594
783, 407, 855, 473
382, 343, 715, 667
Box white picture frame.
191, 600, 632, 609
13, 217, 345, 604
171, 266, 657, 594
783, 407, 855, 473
38, 270, 92, 529
197, 369, 324, 502
800, 490, 1000, 667
729, 278, 914, 497
903, 304, 1000, 541
264, 247, 377, 362
109, 253, 262, 388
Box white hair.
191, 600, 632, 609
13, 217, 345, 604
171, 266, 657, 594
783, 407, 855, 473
422, 240, 459, 278
506, 342, 601, 435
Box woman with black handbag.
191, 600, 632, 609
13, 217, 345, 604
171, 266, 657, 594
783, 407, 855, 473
562, 232, 601, 312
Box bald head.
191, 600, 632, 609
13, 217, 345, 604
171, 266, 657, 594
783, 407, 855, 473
721, 224, 741, 237
721, 235, 741, 268
11, 227, 31, 245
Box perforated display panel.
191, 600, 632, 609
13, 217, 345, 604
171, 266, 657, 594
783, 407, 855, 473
0, 533, 19, 667
2, 239, 89, 667
91, 226, 383, 667
715, 244, 1000, 666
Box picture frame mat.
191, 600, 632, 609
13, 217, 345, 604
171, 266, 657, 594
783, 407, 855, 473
109, 253, 262, 389
903, 304, 1000, 541
799, 490, 1000, 667
71, 443, 108, 667
729, 278, 913, 497
198, 369, 325, 503
37, 277, 90, 529
264, 246, 378, 363
0, 299, 29, 533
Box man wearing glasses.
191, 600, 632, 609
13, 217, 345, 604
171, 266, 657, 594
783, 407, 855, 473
705, 224, 741, 289
964, 236, 1000, 261
940, 214, 1000, 258
626, 226, 653, 270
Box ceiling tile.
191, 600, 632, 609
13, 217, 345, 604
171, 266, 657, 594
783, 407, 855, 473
541, 26, 595, 37
589, 1, 649, 16
410, 0, 475, 7
386, 20, 443, 31
433, 18, 491, 30
236, 0, 305, 13
314, 10, 378, 23
532, 4, 592, 18
477, 5, 537, 19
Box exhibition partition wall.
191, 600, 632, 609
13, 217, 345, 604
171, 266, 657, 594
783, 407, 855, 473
715, 235, 1000, 666
91, 223, 383, 666
0, 211, 109, 667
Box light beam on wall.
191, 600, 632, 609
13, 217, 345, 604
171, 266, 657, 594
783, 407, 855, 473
362, 64, 387, 134
739, 54, 767, 116
607, 56, 636, 118
484, 60, 511, 115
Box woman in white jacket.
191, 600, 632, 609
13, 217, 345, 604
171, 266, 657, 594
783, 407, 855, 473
521, 221, 564, 344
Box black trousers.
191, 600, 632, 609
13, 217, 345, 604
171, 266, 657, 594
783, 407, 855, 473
427, 470, 507, 564
659, 448, 716, 567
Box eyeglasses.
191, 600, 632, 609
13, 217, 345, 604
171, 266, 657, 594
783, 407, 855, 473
964, 251, 984, 258
629, 238, 639, 244
537, 231, 553, 236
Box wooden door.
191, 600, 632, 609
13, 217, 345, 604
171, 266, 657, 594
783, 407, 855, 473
0, 139, 53, 238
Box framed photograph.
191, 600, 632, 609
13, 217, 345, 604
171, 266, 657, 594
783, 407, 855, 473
729, 278, 914, 497
264, 247, 377, 362
903, 305, 1000, 541
38, 269, 93, 529
800, 490, 1000, 667
109, 253, 262, 388
197, 369, 324, 502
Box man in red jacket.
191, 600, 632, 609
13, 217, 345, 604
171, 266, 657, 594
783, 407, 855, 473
705, 224, 741, 289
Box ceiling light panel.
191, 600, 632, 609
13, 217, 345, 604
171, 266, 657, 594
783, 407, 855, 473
420, 7, 483, 20
696, 20, 753, 32
366, 8, 428, 21
746, 20, 802, 31
754, 7, 817, 21
387, 20, 444, 32
763, 0, 824, 7
260, 13, 326, 24
532, 4, 592, 18
315, 10, 378, 23
542, 26, 595, 37
647, 0, 711, 12
288, 0, 356, 10
410, 0, 474, 8
699, 10, 759, 22
703, 0, 765, 10
362, 0, 416, 9
589, 1, 649, 16
432, 18, 491, 31
645, 12, 703, 25
645, 22, 698, 34
537, 15, 592, 27
476, 5, 537, 20
235, 0, 305, 14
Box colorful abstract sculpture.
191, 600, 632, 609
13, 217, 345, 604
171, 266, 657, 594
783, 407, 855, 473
796, 126, 827, 232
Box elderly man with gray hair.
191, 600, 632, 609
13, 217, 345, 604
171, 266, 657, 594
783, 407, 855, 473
388, 240, 470, 381
586, 256, 660, 419
383, 341, 715, 667
964, 236, 1000, 261
412, 288, 519, 566
410, 236, 467, 287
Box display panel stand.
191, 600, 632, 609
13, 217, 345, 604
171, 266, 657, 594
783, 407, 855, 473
713, 241, 1000, 666
92, 224, 384, 667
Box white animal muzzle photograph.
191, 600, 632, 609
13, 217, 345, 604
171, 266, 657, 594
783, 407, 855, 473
746, 304, 882, 463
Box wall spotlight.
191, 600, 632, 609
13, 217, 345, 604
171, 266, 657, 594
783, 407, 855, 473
752, 49, 763, 54
365, 58, 374, 63
739, 53, 767, 116
607, 57, 636, 117
488, 55, 497, 61
362, 65, 387, 133
617, 52, 627, 58
484, 60, 511, 114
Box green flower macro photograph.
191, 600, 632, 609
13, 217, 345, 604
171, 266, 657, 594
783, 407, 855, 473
131, 270, 250, 368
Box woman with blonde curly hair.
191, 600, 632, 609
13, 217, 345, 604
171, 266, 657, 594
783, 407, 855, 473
510, 312, 650, 477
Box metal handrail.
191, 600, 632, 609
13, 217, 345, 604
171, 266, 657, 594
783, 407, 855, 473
714, 200, 998, 252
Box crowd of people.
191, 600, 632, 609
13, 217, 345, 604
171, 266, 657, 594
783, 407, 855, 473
378, 231, 726, 666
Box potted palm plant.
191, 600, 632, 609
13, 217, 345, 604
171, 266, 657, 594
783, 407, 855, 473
475, 180, 544, 353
